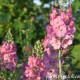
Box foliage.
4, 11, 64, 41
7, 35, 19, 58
0, 0, 80, 80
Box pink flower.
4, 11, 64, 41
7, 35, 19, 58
67, 20, 76, 33
28, 56, 37, 68
51, 16, 64, 27
22, 56, 46, 80
66, 5, 72, 18
47, 68, 59, 76
50, 8, 57, 22
43, 5, 76, 50
0, 42, 18, 71
43, 37, 52, 54
46, 68, 59, 80
67, 5, 72, 14
62, 34, 74, 48
54, 24, 67, 38
61, 12, 69, 24
52, 8, 57, 14
25, 67, 34, 78
0, 42, 16, 53
50, 38, 61, 50
46, 25, 53, 34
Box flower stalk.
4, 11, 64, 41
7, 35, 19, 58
59, 49, 62, 79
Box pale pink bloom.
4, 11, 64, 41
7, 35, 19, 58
43, 37, 49, 48
47, 68, 59, 76
25, 67, 34, 78
0, 42, 10, 53
28, 56, 37, 68
54, 24, 67, 38
43, 5, 76, 50
50, 10, 57, 25
50, 38, 61, 50
0, 42, 16, 53
22, 56, 46, 80
61, 12, 69, 24
47, 69, 55, 76
52, 8, 57, 14
51, 16, 64, 27
36, 76, 41, 80
62, 34, 74, 48
50, 14, 55, 22
3, 54, 10, 62
61, 12, 66, 20
50, 8, 57, 22
47, 68, 59, 80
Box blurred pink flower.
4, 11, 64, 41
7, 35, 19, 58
51, 16, 64, 27
50, 38, 61, 50
22, 55, 46, 80
0, 42, 18, 71
25, 67, 34, 78
54, 25, 67, 38
0, 78, 3, 80
28, 55, 37, 68
62, 34, 74, 48
46, 25, 53, 34
67, 20, 76, 33
43, 5, 76, 50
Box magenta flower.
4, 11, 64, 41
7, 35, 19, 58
42, 5, 76, 80
28, 55, 38, 68
50, 8, 57, 22
50, 38, 61, 50
51, 16, 64, 27
22, 5, 76, 80
61, 12, 69, 24
0, 42, 18, 71
43, 5, 76, 50
54, 24, 67, 38
43, 37, 52, 54
62, 33, 74, 48
22, 55, 46, 80
46, 25, 53, 34
67, 20, 76, 34
24, 67, 34, 78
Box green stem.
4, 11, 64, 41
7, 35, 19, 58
19, 23, 23, 46
19, 22, 24, 60
59, 49, 62, 80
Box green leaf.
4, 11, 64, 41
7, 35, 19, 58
71, 44, 80, 61
0, 12, 11, 24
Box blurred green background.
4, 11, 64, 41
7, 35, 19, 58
0, 0, 80, 79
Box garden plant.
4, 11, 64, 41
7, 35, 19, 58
0, 0, 80, 80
